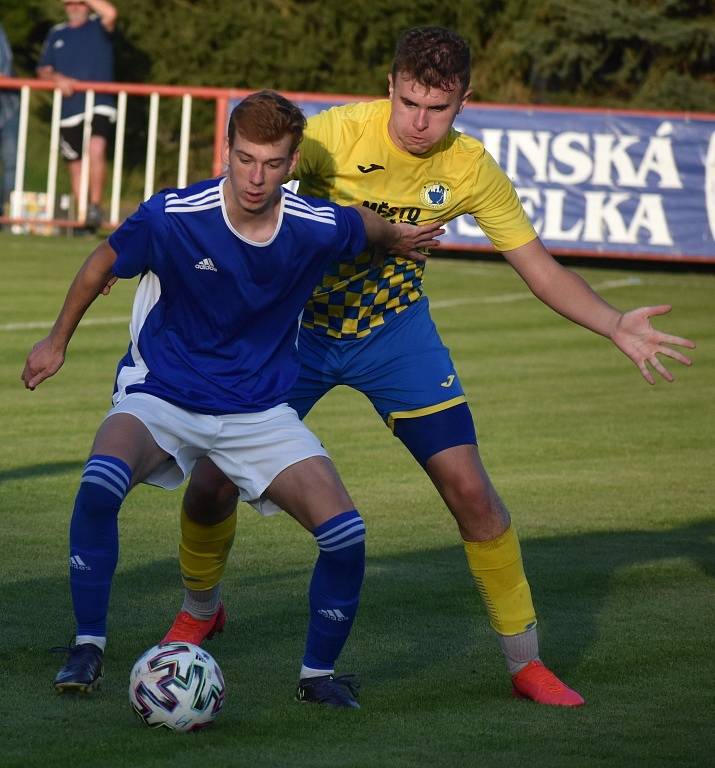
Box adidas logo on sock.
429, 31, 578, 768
69, 555, 91, 571
195, 258, 218, 272
318, 608, 349, 622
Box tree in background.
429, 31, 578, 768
475, 0, 715, 111
5, 0, 709, 108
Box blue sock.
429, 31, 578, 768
302, 510, 365, 675
69, 454, 131, 642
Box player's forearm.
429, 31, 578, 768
504, 237, 621, 339
85, 0, 118, 31
352, 205, 399, 252
535, 267, 621, 338
48, 241, 118, 350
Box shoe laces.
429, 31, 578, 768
175, 609, 221, 629
49, 638, 102, 660
175, 611, 205, 627
331, 674, 360, 697
49, 637, 77, 656
523, 662, 565, 693
307, 674, 360, 703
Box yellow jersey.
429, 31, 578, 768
296, 99, 536, 339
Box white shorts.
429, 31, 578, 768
105, 392, 328, 516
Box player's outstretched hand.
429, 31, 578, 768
610, 305, 695, 384
392, 221, 445, 261
21, 337, 66, 390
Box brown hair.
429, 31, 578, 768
227, 90, 306, 153
392, 26, 471, 96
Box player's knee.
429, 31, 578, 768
428, 451, 510, 537
184, 462, 238, 524
441, 467, 495, 511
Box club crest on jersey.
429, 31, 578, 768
420, 181, 451, 209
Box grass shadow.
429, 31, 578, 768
6, 517, 712, 685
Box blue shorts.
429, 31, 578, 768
289, 298, 477, 461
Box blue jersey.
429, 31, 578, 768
38, 17, 115, 123
108, 177, 367, 415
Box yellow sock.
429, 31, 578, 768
179, 505, 237, 590
463, 525, 537, 636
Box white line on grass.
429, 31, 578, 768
0, 316, 129, 332
430, 277, 643, 309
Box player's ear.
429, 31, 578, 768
288, 149, 300, 176
458, 87, 473, 113
221, 137, 230, 168
387, 73, 394, 99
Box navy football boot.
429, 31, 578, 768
295, 674, 360, 709
52, 642, 104, 693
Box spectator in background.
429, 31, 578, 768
0, 23, 20, 218
37, 1, 117, 231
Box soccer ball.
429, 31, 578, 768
129, 642, 226, 732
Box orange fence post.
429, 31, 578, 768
212, 96, 228, 179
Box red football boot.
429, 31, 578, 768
161, 602, 226, 645
512, 660, 585, 707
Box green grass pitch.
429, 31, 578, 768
1, 231, 713, 767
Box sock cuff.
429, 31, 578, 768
75, 634, 107, 651
300, 664, 334, 679
81, 454, 132, 500
463, 524, 521, 560
313, 510, 365, 553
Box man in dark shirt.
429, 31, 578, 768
38, 1, 117, 230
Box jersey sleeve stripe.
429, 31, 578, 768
284, 207, 337, 226
165, 200, 222, 214
165, 190, 221, 205
166, 184, 222, 205
284, 192, 336, 215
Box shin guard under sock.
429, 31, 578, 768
463, 525, 537, 636
179, 505, 237, 592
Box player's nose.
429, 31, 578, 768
413, 109, 429, 131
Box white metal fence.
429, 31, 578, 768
0, 75, 241, 231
